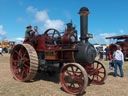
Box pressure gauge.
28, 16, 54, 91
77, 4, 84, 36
70, 35, 76, 43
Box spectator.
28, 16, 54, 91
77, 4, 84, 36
96, 47, 99, 56
33, 26, 39, 36
99, 47, 104, 60
105, 46, 109, 61
0, 47, 3, 56
113, 45, 124, 77
23, 25, 33, 43
25, 24, 33, 39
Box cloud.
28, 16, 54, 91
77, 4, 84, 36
120, 29, 125, 34
90, 29, 126, 44
16, 37, 24, 41
0, 25, 7, 41
15, 37, 24, 44
16, 17, 25, 23
89, 33, 116, 44
0, 25, 23, 43
35, 10, 49, 22
26, 6, 37, 13
26, 6, 64, 31
7, 37, 24, 44
44, 19, 64, 30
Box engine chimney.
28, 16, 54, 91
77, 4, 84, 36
78, 7, 90, 43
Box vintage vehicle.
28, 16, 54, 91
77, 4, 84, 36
106, 35, 128, 60
1, 40, 15, 53
10, 7, 107, 95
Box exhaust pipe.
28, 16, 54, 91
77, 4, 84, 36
78, 7, 92, 43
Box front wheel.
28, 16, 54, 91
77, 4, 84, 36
60, 63, 88, 95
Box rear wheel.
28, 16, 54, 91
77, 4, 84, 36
60, 63, 88, 95
10, 44, 38, 81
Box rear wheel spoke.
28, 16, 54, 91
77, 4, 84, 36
13, 60, 18, 63
21, 70, 25, 78
24, 57, 29, 62
24, 69, 29, 75
23, 51, 27, 58
24, 63, 30, 69
14, 50, 19, 55
19, 49, 23, 58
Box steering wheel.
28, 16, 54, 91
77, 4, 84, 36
44, 28, 61, 45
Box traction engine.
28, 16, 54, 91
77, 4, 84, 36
106, 35, 128, 60
10, 7, 107, 95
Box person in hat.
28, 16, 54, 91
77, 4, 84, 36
25, 25, 33, 39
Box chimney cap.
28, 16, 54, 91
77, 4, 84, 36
79, 7, 89, 12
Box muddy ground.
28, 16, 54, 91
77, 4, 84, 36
0, 54, 128, 96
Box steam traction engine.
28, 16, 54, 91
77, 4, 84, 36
106, 35, 128, 60
10, 7, 107, 94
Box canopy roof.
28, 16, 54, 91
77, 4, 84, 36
106, 35, 128, 39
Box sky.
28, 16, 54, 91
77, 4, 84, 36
0, 0, 128, 44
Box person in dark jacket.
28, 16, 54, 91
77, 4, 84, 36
99, 47, 104, 60
105, 46, 109, 61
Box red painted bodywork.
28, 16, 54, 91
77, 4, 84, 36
62, 31, 72, 44
23, 31, 77, 62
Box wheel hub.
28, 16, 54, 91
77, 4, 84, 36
18, 58, 24, 68
94, 69, 99, 75
67, 76, 75, 83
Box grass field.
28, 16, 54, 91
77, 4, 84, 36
0, 54, 128, 96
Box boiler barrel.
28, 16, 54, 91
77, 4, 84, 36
74, 43, 96, 65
